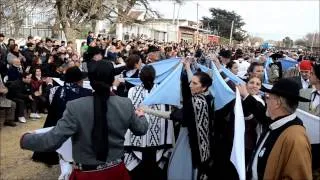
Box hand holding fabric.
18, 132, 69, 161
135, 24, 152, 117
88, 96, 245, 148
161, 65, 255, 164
210, 53, 222, 69
112, 79, 121, 87
236, 84, 249, 98
182, 58, 191, 70
135, 108, 145, 117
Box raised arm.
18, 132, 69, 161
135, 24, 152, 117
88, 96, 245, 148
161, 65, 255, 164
237, 84, 268, 125
210, 54, 236, 91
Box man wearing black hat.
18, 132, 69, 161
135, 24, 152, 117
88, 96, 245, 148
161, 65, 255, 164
21, 61, 148, 180
146, 45, 161, 63
83, 46, 104, 72
268, 52, 283, 84
32, 66, 92, 166
247, 78, 312, 180
87, 46, 104, 61
218, 49, 232, 66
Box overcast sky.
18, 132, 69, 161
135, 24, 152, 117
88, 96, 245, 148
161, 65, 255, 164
149, 0, 319, 41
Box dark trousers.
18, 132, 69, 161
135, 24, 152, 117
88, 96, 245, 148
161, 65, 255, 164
129, 148, 166, 180
33, 96, 47, 113
11, 98, 36, 117
12, 98, 26, 117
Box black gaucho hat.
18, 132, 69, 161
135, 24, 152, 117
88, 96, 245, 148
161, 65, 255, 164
261, 78, 310, 102
88, 47, 104, 57
270, 52, 284, 60
62, 66, 87, 83
147, 45, 160, 54
219, 49, 232, 59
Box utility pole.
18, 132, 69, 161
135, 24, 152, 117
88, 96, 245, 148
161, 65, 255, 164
172, 3, 176, 24
311, 31, 316, 52
229, 20, 234, 46
196, 2, 199, 45
176, 4, 181, 43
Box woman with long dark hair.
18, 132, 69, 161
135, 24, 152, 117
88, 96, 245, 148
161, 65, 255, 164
29, 67, 46, 118
117, 54, 142, 97
141, 60, 214, 180
124, 65, 174, 180
226, 60, 239, 76
21, 61, 148, 180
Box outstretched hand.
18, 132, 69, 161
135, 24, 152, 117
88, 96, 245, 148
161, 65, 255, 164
210, 53, 222, 69
135, 108, 145, 117
181, 58, 191, 70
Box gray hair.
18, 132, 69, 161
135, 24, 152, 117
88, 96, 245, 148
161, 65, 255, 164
279, 96, 298, 114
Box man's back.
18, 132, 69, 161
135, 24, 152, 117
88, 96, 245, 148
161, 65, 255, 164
55, 95, 148, 165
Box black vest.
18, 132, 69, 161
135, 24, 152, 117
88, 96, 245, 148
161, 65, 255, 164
247, 116, 303, 180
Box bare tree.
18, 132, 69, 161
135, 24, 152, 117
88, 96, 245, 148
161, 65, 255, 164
293, 32, 320, 48
0, 0, 53, 36
248, 36, 264, 46
53, 0, 166, 41
2, 0, 180, 41
305, 32, 320, 47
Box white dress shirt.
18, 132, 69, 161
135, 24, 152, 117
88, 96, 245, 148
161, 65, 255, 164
234, 59, 250, 79
300, 77, 310, 89
311, 89, 320, 111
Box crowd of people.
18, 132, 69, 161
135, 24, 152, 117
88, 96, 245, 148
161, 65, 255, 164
0, 31, 319, 180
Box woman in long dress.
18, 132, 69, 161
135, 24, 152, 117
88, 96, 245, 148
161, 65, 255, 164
117, 54, 142, 97
142, 61, 214, 180
124, 65, 174, 180
237, 75, 266, 165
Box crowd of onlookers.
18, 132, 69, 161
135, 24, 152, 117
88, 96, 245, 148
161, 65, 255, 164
0, 33, 83, 126
1, 30, 320, 180
0, 31, 319, 128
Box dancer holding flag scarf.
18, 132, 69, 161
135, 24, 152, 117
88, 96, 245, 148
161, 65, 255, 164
124, 65, 174, 180
141, 59, 214, 180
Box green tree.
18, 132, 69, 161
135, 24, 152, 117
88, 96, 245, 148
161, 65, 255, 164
294, 39, 307, 47
282, 36, 293, 48
202, 8, 246, 42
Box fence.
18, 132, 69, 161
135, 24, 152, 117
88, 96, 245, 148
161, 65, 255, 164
0, 25, 64, 40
